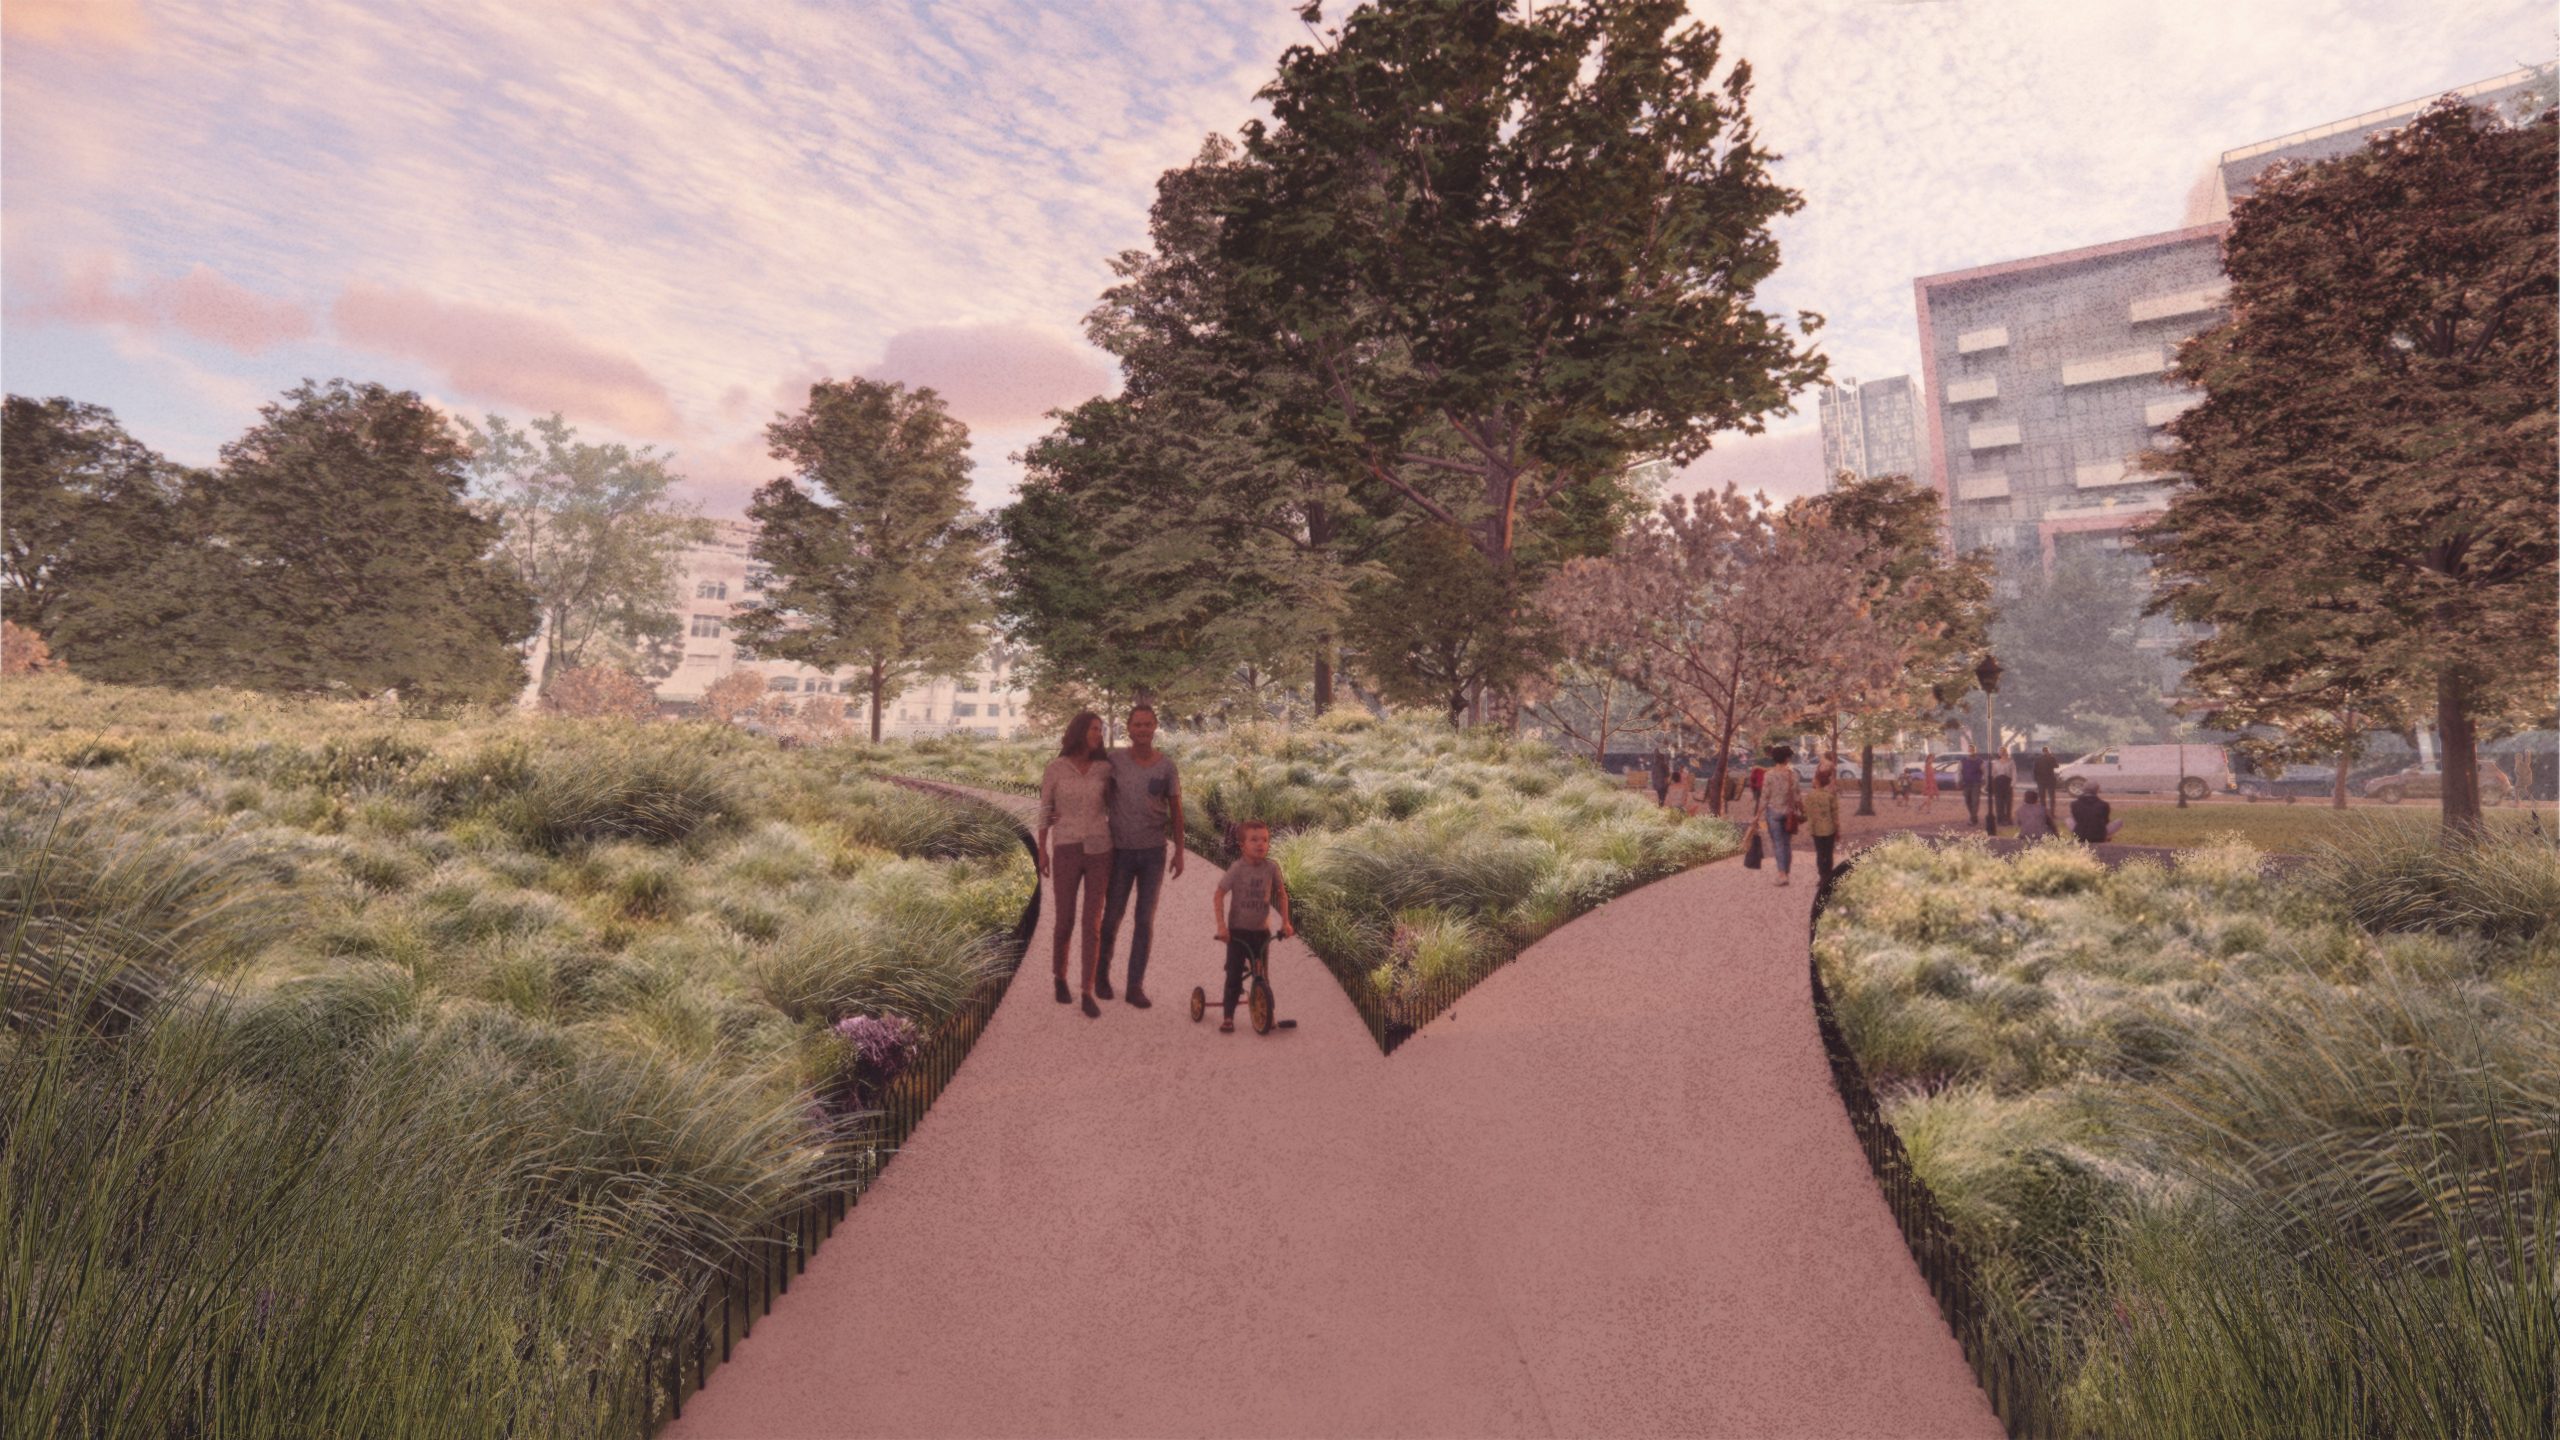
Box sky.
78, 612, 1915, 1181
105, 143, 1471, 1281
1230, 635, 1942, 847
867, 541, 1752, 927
5, 0, 2551, 517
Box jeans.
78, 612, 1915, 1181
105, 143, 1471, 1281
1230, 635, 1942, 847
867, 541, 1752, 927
1764, 805, 1793, 874
1813, 832, 1836, 881
1221, 928, 1270, 1018
1099, 845, 1168, 992
1962, 782, 1981, 823
1049, 842, 1113, 992
1991, 777, 2014, 826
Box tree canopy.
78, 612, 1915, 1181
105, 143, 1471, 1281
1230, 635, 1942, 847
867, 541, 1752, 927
1, 396, 181, 641
2139, 99, 2557, 837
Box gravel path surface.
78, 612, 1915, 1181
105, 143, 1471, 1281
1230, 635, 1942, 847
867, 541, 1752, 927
667, 788, 1999, 1439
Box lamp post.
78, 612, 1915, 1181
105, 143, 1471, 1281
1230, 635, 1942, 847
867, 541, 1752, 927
1975, 654, 2003, 836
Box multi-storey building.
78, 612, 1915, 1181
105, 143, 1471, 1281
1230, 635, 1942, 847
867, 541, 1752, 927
1914, 223, 2229, 579
2195, 65, 2552, 222
655, 519, 1032, 738
1816, 374, 1921, 487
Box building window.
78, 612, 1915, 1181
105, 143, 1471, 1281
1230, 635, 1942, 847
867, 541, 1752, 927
768, 676, 799, 692
807, 680, 832, 694
695, 580, 727, 600
958, 678, 980, 693
690, 615, 724, 638
954, 703, 978, 718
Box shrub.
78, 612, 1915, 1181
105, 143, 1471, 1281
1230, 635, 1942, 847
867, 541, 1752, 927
542, 665, 659, 721
1, 618, 57, 675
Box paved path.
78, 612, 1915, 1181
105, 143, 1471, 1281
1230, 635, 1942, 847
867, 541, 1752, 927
668, 790, 1999, 1439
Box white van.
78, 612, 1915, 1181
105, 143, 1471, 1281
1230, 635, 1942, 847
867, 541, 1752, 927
2055, 744, 2231, 801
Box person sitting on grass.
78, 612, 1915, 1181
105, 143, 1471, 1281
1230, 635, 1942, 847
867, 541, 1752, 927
2015, 785, 2060, 840
1211, 820, 1294, 1034
2070, 781, 2125, 843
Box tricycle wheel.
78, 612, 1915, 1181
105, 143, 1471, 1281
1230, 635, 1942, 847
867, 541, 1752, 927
1189, 987, 1206, 1023
1249, 979, 1274, 1035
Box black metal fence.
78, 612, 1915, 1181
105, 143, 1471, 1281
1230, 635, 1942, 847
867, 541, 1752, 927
627, 779, 1042, 1433
1806, 859, 2063, 1438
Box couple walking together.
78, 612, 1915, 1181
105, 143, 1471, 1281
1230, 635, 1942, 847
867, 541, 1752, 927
1744, 745, 1841, 888
1034, 705, 1295, 1029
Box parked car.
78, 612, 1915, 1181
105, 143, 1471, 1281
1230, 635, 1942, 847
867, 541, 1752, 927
2234, 756, 2409, 802
2358, 763, 2516, 805
1896, 757, 1966, 788
1793, 758, 1863, 783
2056, 744, 2233, 801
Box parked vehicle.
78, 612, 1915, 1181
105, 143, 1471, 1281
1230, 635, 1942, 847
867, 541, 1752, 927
2056, 744, 2233, 801
1897, 757, 1965, 787
1794, 759, 1863, 783
2359, 763, 2516, 805
2235, 756, 2406, 802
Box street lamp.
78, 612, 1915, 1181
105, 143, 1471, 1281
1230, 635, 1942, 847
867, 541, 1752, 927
1975, 654, 2002, 836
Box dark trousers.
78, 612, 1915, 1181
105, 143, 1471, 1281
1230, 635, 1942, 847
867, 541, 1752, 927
1049, 842, 1113, 991
1813, 832, 1837, 881
1099, 845, 1168, 991
1991, 776, 2014, 826
1222, 928, 1271, 1018
1962, 781, 1981, 823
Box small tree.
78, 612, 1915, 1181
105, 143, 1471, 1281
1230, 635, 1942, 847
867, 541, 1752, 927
541, 664, 659, 721
1344, 525, 1553, 727
1, 619, 58, 676
2140, 100, 2556, 840
698, 669, 769, 724
733, 379, 994, 742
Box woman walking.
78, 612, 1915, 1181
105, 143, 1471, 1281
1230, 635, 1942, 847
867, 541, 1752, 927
1805, 763, 1843, 883
1038, 711, 1115, 1018
1760, 744, 1805, 887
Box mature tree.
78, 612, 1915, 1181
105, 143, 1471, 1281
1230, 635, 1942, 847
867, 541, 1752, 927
2139, 100, 2557, 839
1550, 487, 1885, 813
1215, 0, 1825, 592
1795, 473, 1993, 812
52, 380, 534, 702
1344, 524, 1553, 727
732, 379, 993, 742
1, 396, 181, 639
1977, 548, 2170, 752
462, 413, 713, 690
2186, 663, 2415, 809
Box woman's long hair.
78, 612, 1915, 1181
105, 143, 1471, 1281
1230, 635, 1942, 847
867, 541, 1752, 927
1058, 710, 1106, 759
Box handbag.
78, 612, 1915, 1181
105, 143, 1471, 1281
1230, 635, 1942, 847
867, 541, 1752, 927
1743, 823, 1764, 869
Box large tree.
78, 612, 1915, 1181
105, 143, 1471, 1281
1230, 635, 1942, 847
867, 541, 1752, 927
1344, 524, 1553, 727
1215, 0, 1825, 589
732, 378, 992, 742
461, 413, 713, 691
1794, 473, 1993, 812
1978, 548, 2171, 753
1, 396, 181, 641
51, 380, 535, 702
2139, 100, 2557, 839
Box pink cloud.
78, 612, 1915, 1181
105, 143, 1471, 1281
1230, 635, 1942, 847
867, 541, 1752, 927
20, 260, 314, 354
3, 0, 146, 47
331, 284, 682, 438
862, 324, 1114, 427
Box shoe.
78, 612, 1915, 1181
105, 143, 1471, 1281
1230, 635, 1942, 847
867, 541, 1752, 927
1094, 975, 1115, 1001
1776, 873, 1791, 887
1081, 993, 1101, 1018
1125, 987, 1152, 1009
1054, 975, 1072, 1004
1219, 1017, 1235, 1033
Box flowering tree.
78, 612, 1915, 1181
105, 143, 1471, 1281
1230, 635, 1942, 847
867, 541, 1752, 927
1, 619, 57, 677
540, 664, 658, 720
698, 669, 770, 724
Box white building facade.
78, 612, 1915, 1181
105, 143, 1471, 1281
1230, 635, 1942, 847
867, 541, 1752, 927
1817, 374, 1921, 487
655, 519, 1033, 739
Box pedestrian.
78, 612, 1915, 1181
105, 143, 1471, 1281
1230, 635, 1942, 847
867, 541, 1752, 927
1805, 762, 1843, 883
1209, 820, 1293, 1033
1990, 749, 2016, 828
1097, 702, 1184, 1009
2015, 785, 2059, 840
2033, 745, 2061, 807
1650, 747, 1671, 807
2070, 781, 2125, 843
1759, 744, 1804, 887
1038, 711, 1116, 1018
1919, 750, 1940, 813
1959, 749, 1985, 824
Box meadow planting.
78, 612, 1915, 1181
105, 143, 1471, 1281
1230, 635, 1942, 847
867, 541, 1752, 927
883, 712, 1739, 1043
1816, 827, 2559, 1436
1, 676, 1033, 1437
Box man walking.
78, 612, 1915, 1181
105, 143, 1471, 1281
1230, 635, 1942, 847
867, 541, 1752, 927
1649, 747, 1671, 807
1098, 703, 1184, 1008
1990, 749, 2016, 829
1959, 750, 1985, 825
2033, 745, 2061, 809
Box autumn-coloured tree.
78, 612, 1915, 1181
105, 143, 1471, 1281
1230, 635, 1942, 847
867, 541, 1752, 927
540, 664, 659, 721
698, 669, 769, 724
2140, 100, 2557, 840
2, 619, 58, 676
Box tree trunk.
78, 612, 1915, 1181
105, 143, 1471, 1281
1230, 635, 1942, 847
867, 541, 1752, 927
869, 667, 886, 744
2332, 746, 2352, 809
1313, 646, 1333, 715
1857, 740, 1876, 817
2437, 669, 2484, 841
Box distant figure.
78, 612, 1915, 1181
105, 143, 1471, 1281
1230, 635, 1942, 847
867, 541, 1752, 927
1959, 750, 1985, 824
2033, 746, 2061, 806
1805, 763, 1843, 882
2015, 785, 2059, 840
2071, 782, 2125, 844
1919, 750, 1940, 812
1989, 750, 2016, 829
1650, 747, 1671, 807
1759, 745, 1803, 887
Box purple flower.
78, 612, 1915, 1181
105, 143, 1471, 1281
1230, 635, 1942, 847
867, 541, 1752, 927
832, 1013, 920, 1081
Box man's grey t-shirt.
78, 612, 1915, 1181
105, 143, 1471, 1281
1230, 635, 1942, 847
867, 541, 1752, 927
1105, 747, 1179, 850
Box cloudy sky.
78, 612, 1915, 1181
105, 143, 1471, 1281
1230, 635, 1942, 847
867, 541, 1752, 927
5, 0, 2548, 515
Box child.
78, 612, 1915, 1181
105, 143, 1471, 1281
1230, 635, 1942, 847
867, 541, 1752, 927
1211, 821, 1294, 1034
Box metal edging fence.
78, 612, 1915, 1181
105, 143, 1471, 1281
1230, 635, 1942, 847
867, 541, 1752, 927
624, 777, 1043, 1435
1806, 857, 2064, 1439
